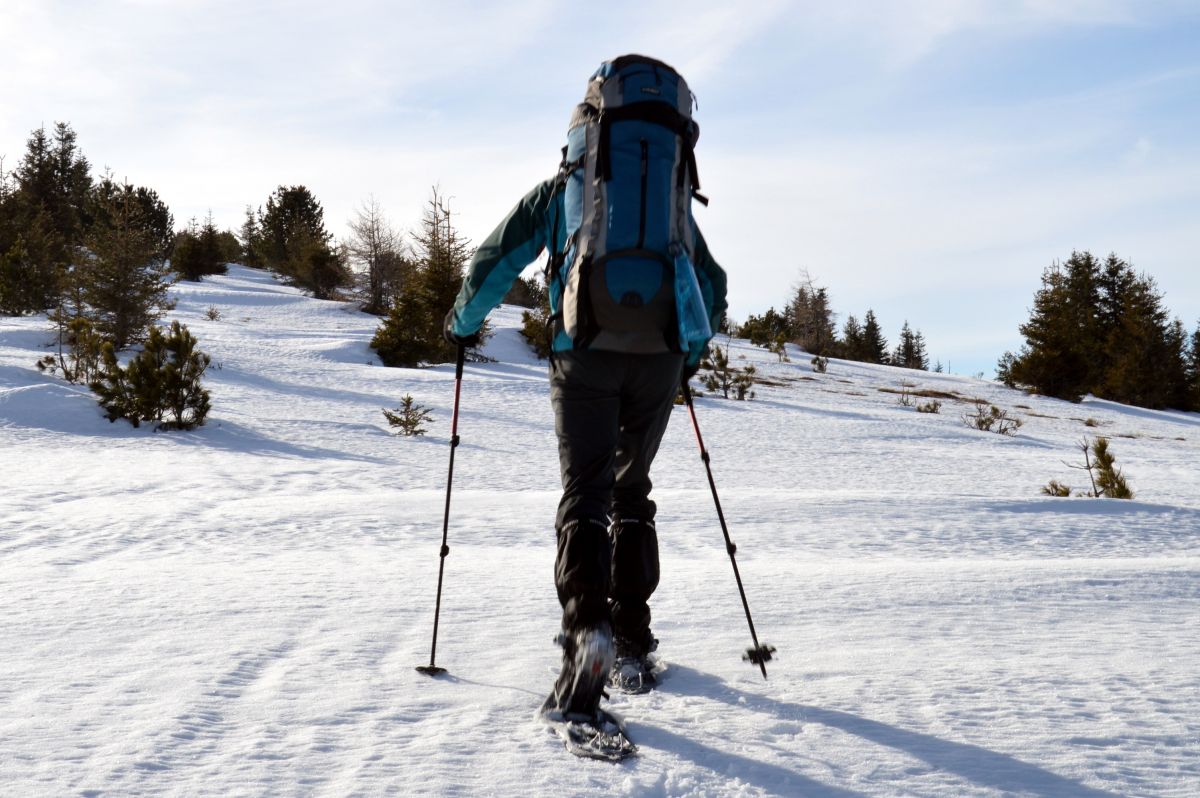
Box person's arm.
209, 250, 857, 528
448, 178, 556, 337
688, 224, 728, 365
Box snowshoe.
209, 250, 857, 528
540, 705, 637, 762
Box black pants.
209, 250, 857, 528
549, 349, 684, 636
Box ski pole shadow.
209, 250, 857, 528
427, 671, 543, 699
664, 664, 1122, 798
628, 721, 868, 797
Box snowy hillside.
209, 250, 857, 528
2, 265, 1198, 797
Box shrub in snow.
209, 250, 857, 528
1041, 479, 1071, 497
916, 399, 942, 414
1090, 437, 1134, 499
90, 321, 211, 430
811, 354, 828, 373
520, 305, 552, 360
173, 216, 228, 281
962, 399, 1022, 436
768, 335, 789, 363
37, 314, 104, 385
701, 340, 755, 400
382, 395, 433, 436
1043, 437, 1134, 499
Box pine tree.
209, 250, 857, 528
258, 185, 348, 297
372, 188, 477, 367
1102, 275, 1186, 409
91, 321, 211, 429
738, 307, 788, 347
701, 339, 756, 400
0, 211, 65, 315
861, 309, 888, 364
78, 182, 171, 350
1002, 251, 1192, 410
786, 275, 837, 356
173, 214, 226, 281
1, 123, 93, 313
890, 323, 929, 370
239, 205, 265, 268
1003, 254, 1100, 400
840, 314, 864, 360
16, 123, 92, 251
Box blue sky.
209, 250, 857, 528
3, 0, 1199, 376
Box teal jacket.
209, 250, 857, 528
448, 177, 728, 365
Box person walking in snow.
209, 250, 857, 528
443, 55, 726, 741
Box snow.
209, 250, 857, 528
2, 265, 1198, 797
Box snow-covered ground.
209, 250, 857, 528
2, 265, 1198, 797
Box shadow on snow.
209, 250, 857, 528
648, 665, 1122, 798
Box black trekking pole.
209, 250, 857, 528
417, 344, 467, 677
681, 381, 776, 678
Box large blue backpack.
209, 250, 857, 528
555, 55, 711, 354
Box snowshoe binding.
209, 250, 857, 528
607, 633, 664, 695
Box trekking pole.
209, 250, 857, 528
681, 381, 776, 679
417, 344, 467, 676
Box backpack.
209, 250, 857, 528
554, 54, 712, 354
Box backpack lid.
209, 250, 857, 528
593, 54, 681, 80
585, 54, 694, 119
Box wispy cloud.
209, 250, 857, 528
2, 0, 1198, 376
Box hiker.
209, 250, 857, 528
443, 54, 727, 732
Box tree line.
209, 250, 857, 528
737, 275, 935, 371
7, 125, 1197, 415
999, 251, 1200, 411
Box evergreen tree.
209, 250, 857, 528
91, 321, 211, 430
372, 189, 478, 367
738, 307, 788, 347
258, 185, 348, 297
16, 123, 92, 251
913, 330, 930, 371
1101, 275, 1184, 409
1002, 251, 1192, 409
700, 339, 756, 400
173, 214, 227, 281
238, 205, 265, 268
0, 211, 64, 314
786, 276, 837, 356
1002, 254, 1098, 400
840, 314, 864, 360
503, 274, 548, 309
890, 323, 929, 370
1, 123, 93, 313
78, 182, 171, 350
861, 309, 889, 364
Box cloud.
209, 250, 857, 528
3, 0, 1198, 377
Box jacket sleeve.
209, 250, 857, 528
688, 225, 728, 365
450, 178, 556, 337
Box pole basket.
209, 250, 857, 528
416, 665, 448, 677
743, 644, 777, 666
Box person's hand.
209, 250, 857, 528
682, 358, 701, 382
443, 308, 481, 347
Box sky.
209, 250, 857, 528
3, 0, 1199, 376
